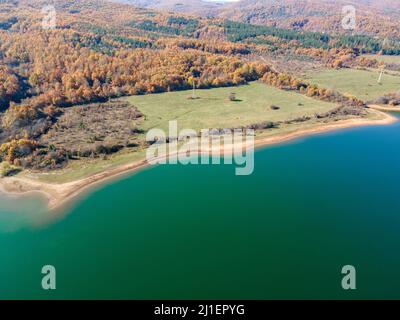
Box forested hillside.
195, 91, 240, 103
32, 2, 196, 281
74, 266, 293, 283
122, 0, 400, 38
220, 0, 400, 38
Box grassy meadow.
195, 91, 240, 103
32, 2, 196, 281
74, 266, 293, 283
126, 82, 335, 131
304, 69, 400, 101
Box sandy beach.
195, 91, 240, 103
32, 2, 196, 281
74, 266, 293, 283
0, 110, 397, 212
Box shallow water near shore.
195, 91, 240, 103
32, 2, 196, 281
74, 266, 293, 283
1, 114, 400, 299
0, 193, 48, 233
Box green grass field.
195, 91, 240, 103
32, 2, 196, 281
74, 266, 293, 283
126, 82, 335, 132
304, 69, 400, 101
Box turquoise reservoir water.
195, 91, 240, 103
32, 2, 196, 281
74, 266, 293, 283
1, 115, 400, 299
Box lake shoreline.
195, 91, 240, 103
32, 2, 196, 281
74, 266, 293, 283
368, 104, 400, 112
0, 110, 397, 212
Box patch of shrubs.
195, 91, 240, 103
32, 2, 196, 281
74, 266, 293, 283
284, 115, 312, 124
246, 121, 279, 130
373, 93, 400, 106
0, 162, 21, 177
315, 105, 366, 119
69, 143, 125, 158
